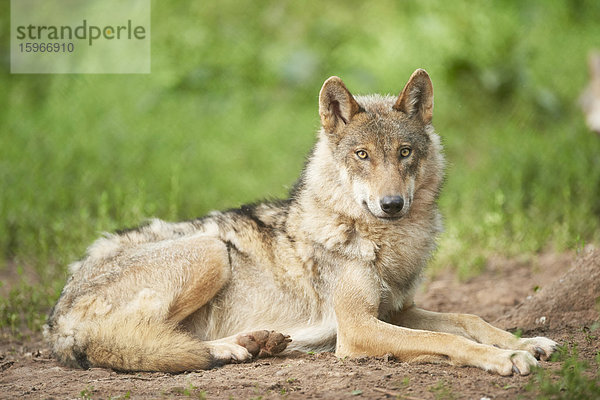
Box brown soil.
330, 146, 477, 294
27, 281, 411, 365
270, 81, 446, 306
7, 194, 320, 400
1, 248, 599, 399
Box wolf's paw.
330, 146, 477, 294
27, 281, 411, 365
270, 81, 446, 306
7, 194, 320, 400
492, 349, 539, 376
209, 342, 252, 364
236, 330, 292, 358
518, 336, 557, 361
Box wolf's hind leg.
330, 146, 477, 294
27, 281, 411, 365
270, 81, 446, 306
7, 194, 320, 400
54, 235, 236, 372
164, 235, 232, 323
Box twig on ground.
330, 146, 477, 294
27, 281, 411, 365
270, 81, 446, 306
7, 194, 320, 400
374, 386, 421, 399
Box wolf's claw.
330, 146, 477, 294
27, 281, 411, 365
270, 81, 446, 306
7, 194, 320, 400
534, 346, 545, 358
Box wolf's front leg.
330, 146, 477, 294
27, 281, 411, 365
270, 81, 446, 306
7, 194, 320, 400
389, 306, 557, 361
333, 265, 542, 376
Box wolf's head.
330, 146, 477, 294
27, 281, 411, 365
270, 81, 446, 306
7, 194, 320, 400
316, 69, 444, 221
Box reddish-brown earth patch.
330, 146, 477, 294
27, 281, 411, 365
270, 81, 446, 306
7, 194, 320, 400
1, 248, 599, 399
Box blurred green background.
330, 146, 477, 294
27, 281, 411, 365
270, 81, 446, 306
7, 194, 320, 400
1, 0, 600, 333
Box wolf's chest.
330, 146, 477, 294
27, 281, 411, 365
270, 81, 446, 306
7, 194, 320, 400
371, 231, 434, 315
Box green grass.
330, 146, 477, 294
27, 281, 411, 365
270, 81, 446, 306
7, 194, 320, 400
168, 383, 207, 399
527, 345, 600, 399
429, 380, 456, 400
1, 0, 600, 331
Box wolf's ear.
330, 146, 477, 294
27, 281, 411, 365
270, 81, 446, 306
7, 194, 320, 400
589, 52, 600, 79
319, 76, 362, 134
393, 69, 434, 125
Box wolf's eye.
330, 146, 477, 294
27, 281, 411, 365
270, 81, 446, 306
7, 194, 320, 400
356, 150, 369, 160
400, 148, 412, 158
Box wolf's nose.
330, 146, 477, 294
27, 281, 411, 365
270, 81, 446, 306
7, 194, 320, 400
380, 196, 404, 215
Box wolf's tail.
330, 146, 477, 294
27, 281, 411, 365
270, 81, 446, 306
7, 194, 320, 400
45, 316, 214, 372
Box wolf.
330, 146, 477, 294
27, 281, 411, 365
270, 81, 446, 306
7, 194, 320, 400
45, 69, 556, 375
581, 51, 600, 134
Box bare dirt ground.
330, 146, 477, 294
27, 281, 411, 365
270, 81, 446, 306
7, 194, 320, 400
1, 247, 599, 399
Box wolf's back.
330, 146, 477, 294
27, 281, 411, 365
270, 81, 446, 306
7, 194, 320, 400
69, 218, 204, 274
